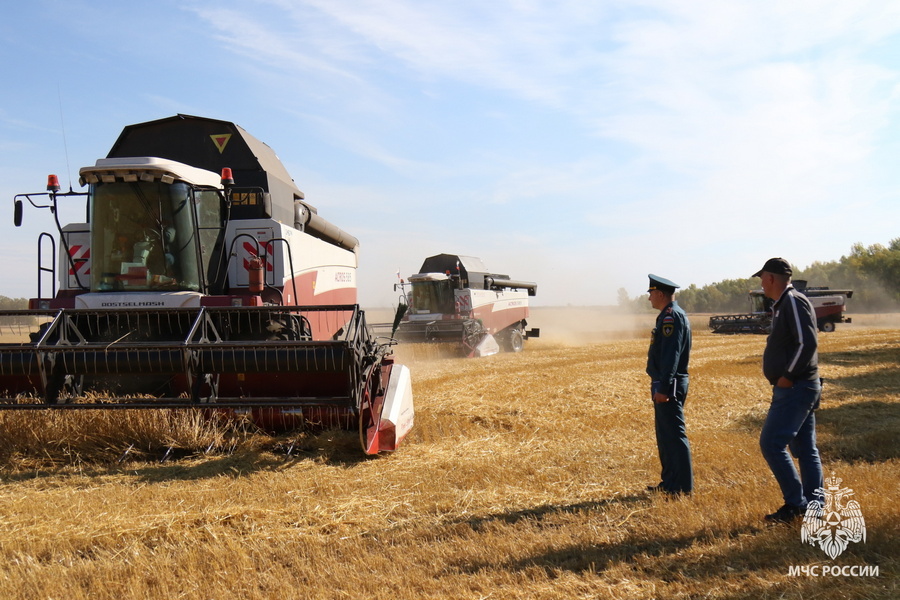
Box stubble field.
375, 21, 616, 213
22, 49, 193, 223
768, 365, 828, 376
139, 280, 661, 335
0, 309, 897, 599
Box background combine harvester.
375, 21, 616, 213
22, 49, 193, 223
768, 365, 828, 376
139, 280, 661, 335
1, 114, 413, 454
391, 254, 539, 357
708, 281, 853, 334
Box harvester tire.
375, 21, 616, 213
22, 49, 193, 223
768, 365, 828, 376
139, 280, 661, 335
45, 374, 82, 404
820, 321, 836, 333
503, 328, 524, 353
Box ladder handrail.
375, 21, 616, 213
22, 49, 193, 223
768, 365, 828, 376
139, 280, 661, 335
37, 232, 57, 301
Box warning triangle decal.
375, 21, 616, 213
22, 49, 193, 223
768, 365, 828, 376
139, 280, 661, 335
210, 133, 232, 154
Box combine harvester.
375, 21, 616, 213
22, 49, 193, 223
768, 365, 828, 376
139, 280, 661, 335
1, 114, 413, 454
709, 280, 853, 334
392, 254, 539, 357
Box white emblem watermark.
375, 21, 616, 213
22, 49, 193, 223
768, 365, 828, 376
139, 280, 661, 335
801, 473, 866, 559
787, 472, 878, 578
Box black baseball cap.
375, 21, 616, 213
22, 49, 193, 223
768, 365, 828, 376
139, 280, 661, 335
752, 257, 793, 278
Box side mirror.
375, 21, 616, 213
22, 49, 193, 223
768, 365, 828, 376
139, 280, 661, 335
13, 199, 23, 227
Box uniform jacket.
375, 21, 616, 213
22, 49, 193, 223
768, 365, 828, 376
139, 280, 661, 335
646, 301, 691, 392
763, 285, 819, 385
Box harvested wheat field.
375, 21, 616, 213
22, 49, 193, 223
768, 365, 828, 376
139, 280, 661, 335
0, 311, 897, 599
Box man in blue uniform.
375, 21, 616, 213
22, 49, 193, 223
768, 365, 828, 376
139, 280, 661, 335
753, 258, 823, 523
645, 274, 693, 495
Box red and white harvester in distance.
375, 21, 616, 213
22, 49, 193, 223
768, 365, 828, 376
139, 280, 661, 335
391, 254, 539, 357
2, 114, 413, 454
708, 280, 853, 334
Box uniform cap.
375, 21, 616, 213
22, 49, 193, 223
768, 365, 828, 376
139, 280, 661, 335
648, 274, 679, 294
752, 257, 793, 278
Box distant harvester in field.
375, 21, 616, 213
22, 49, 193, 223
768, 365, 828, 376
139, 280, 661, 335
709, 281, 853, 334
388, 254, 539, 357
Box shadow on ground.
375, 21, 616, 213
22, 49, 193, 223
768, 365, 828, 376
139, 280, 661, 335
0, 428, 372, 483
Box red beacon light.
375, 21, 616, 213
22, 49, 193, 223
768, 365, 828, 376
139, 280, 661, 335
220, 167, 234, 186
46, 174, 61, 192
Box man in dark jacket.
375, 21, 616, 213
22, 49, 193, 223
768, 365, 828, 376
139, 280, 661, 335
646, 274, 693, 495
753, 258, 823, 523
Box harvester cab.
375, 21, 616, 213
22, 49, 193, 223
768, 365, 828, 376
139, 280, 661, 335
392, 254, 539, 357
3, 114, 413, 454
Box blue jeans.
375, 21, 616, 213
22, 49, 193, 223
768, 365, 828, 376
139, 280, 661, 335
652, 378, 693, 494
759, 379, 823, 508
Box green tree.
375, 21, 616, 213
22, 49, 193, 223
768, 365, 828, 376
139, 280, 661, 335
622, 238, 900, 314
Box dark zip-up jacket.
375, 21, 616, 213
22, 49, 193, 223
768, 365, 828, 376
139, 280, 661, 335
646, 300, 691, 393
763, 285, 819, 385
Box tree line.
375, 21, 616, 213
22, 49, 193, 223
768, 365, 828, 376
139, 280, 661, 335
0, 295, 32, 332
0, 296, 27, 310
619, 238, 900, 314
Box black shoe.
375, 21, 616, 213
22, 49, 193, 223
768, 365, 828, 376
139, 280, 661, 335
764, 503, 805, 523
646, 483, 690, 496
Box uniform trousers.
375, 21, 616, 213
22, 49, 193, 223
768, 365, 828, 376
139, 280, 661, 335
651, 377, 693, 494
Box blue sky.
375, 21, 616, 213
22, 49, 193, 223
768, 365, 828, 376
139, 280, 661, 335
2, 0, 899, 307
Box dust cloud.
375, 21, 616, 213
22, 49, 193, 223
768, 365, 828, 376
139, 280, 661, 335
527, 306, 649, 345
364, 305, 653, 347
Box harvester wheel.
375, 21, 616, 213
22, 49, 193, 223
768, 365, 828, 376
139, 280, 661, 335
45, 374, 83, 405
503, 328, 524, 353
821, 321, 836, 333
192, 373, 219, 403
265, 315, 311, 340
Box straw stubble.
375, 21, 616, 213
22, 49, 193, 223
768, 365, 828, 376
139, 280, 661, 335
0, 314, 897, 599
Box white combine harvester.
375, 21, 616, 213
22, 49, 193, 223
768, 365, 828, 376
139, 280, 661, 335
3, 114, 413, 455
391, 254, 539, 357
